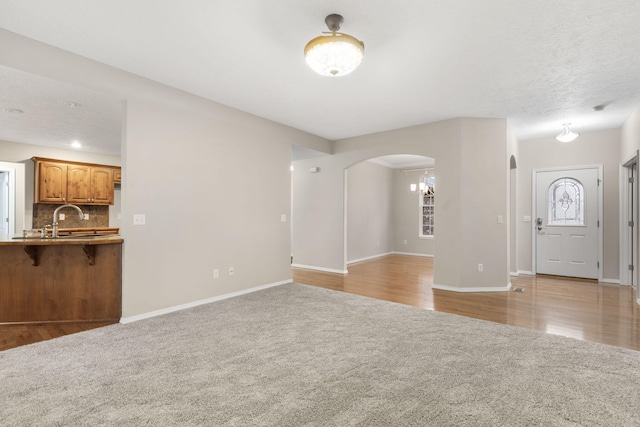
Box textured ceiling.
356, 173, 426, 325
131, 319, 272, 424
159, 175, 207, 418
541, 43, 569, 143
1, 0, 640, 156
0, 66, 122, 156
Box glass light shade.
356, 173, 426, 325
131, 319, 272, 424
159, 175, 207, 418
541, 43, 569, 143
410, 183, 417, 192
556, 124, 579, 142
419, 182, 426, 192
304, 33, 364, 77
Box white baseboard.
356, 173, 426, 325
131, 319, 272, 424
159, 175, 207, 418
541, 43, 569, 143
291, 263, 348, 274
517, 270, 534, 276
601, 278, 621, 284
432, 282, 512, 293
392, 251, 434, 258
510, 271, 519, 277
347, 252, 393, 265
120, 279, 290, 324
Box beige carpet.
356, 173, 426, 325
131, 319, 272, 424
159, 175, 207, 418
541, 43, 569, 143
1, 283, 639, 426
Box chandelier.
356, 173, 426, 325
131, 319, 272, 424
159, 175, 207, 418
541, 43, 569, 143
410, 170, 435, 195
304, 14, 365, 77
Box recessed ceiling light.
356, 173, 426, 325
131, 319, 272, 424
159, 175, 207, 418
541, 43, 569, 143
3, 107, 24, 114
71, 140, 83, 149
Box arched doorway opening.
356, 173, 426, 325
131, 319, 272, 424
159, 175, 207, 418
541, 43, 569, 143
345, 154, 435, 267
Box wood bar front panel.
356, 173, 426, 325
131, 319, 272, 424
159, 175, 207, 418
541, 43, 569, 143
0, 243, 122, 322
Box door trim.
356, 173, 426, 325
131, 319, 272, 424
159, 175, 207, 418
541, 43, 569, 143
620, 152, 639, 292
532, 165, 603, 281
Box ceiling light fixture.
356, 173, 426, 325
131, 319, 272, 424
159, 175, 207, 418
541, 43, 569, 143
304, 14, 364, 77
555, 123, 579, 143
410, 170, 435, 195
70, 140, 82, 149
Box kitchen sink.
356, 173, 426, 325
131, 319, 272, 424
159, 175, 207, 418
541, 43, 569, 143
55, 234, 114, 239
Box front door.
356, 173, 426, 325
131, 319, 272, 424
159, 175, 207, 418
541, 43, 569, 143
535, 167, 599, 279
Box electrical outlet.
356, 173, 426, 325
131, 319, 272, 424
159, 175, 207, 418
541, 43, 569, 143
83, 214, 89, 220
497, 215, 503, 224
59, 213, 65, 220
213, 269, 219, 279
281, 214, 287, 222
133, 214, 146, 225
229, 267, 234, 276
478, 264, 484, 272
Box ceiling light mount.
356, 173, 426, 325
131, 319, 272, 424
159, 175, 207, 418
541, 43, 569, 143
304, 13, 365, 77
325, 14, 344, 32
556, 123, 579, 143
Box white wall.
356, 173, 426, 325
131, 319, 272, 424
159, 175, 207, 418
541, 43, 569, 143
1, 29, 330, 318
517, 128, 621, 280
621, 107, 640, 160
0, 139, 121, 228
346, 161, 394, 263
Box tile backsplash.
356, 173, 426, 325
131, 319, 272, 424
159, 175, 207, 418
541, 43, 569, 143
32, 204, 109, 229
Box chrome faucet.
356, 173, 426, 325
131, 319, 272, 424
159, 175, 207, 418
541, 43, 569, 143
51, 204, 84, 238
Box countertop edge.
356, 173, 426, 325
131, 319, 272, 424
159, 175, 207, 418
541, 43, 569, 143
0, 236, 124, 246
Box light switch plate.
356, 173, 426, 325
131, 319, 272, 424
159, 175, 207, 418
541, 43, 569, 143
281, 214, 287, 222
133, 214, 146, 225
83, 214, 89, 220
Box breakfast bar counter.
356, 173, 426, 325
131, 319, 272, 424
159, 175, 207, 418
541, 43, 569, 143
0, 235, 123, 323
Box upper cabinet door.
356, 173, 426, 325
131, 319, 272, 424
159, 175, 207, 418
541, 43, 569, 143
91, 167, 114, 204
37, 161, 68, 203
33, 157, 117, 205
113, 167, 122, 184
67, 164, 92, 203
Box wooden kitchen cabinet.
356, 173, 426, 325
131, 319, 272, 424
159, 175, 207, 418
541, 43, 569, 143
36, 160, 68, 203
67, 164, 114, 204
33, 157, 117, 205
113, 167, 122, 183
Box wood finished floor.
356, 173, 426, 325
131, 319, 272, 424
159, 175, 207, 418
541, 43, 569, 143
0, 321, 115, 352
293, 254, 640, 352
2, 254, 638, 352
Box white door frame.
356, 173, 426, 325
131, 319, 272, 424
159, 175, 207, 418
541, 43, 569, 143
0, 161, 26, 235
532, 165, 603, 281
619, 152, 639, 299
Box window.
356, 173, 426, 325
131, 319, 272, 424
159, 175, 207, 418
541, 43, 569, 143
547, 177, 584, 226
420, 174, 435, 237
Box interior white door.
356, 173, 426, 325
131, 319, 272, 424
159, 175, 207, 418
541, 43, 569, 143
0, 172, 8, 235
535, 167, 599, 279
